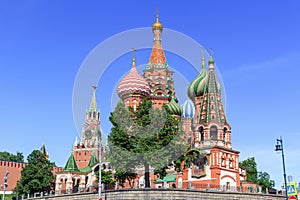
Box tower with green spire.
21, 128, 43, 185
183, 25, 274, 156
73, 86, 102, 169
185, 49, 240, 187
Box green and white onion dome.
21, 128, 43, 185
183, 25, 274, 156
187, 65, 208, 100
167, 97, 183, 116
182, 99, 195, 118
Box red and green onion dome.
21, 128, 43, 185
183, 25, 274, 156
187, 65, 208, 100
167, 97, 183, 116
117, 60, 150, 99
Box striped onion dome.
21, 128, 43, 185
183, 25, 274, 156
187, 64, 208, 100
167, 97, 183, 116
182, 99, 195, 118
117, 59, 150, 99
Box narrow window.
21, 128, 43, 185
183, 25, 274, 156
223, 127, 228, 142
210, 125, 218, 140
199, 126, 204, 141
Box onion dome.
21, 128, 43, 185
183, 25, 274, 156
182, 99, 195, 118
167, 97, 183, 116
117, 58, 150, 99
152, 12, 163, 31
187, 64, 208, 100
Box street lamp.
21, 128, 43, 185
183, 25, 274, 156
98, 140, 103, 200
2, 170, 8, 200
275, 136, 288, 200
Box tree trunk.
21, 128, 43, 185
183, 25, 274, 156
144, 163, 150, 188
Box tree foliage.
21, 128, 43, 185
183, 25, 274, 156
0, 151, 24, 162
14, 150, 55, 195
240, 157, 258, 183
240, 157, 275, 191
108, 100, 187, 188
96, 170, 115, 185
258, 171, 275, 192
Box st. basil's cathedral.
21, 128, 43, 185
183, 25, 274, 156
54, 13, 244, 193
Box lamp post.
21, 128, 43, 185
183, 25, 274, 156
2, 170, 8, 200
275, 136, 288, 200
98, 140, 102, 200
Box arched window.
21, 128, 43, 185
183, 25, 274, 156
223, 127, 228, 142
199, 126, 204, 141
210, 125, 218, 140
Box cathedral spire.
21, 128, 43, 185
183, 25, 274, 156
199, 51, 226, 125
89, 86, 97, 112
143, 11, 175, 107
147, 10, 167, 68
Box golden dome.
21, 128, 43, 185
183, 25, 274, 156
152, 14, 163, 31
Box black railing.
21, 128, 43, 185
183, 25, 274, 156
19, 183, 283, 199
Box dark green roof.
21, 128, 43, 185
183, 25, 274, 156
63, 153, 79, 172
79, 166, 92, 173
88, 152, 98, 167
154, 175, 176, 183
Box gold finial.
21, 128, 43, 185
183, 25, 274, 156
201, 46, 205, 66
152, 8, 163, 31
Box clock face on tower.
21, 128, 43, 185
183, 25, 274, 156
84, 130, 92, 138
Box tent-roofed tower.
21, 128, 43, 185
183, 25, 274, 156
194, 53, 231, 149
73, 86, 101, 169
143, 11, 175, 108
186, 50, 240, 188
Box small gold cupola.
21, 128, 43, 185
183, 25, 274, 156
152, 9, 163, 31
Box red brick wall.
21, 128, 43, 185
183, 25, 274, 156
0, 160, 63, 193
0, 161, 26, 192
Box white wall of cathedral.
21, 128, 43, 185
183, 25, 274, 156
220, 170, 237, 187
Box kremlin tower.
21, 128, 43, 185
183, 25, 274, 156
55, 87, 102, 194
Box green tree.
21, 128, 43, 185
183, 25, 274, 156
239, 157, 258, 183
14, 150, 55, 195
240, 157, 275, 192
108, 100, 187, 188
96, 170, 115, 184
258, 171, 275, 193
0, 151, 24, 162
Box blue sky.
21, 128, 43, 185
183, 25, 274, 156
1, 0, 300, 189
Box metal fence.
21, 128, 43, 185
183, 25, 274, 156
16, 183, 282, 199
